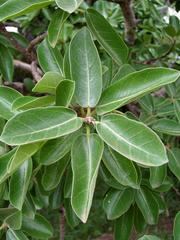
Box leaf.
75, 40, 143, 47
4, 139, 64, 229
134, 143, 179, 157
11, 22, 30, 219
96, 114, 168, 167
152, 118, 180, 136
0, 44, 14, 81
0, 207, 18, 221
0, 0, 53, 21
174, 100, 180, 122
56, 79, 75, 107
8, 142, 43, 173
149, 165, 167, 188
40, 132, 79, 165
5, 211, 22, 230
6, 229, 29, 240
37, 39, 63, 74
103, 188, 134, 220
134, 206, 147, 234
96, 68, 180, 115
64, 198, 80, 229
32, 71, 63, 94
174, 211, 180, 240
0, 86, 22, 120
41, 154, 69, 191
103, 146, 140, 189
63, 47, 71, 79
71, 133, 104, 223
135, 187, 159, 225
1, 107, 83, 145
85, 9, 129, 65
114, 207, 134, 240
12, 96, 55, 111
9, 159, 32, 210
22, 214, 53, 239
48, 9, 69, 48
138, 235, 161, 240
55, 0, 83, 13
69, 27, 102, 108
168, 148, 180, 180
64, 167, 73, 198
112, 64, 135, 83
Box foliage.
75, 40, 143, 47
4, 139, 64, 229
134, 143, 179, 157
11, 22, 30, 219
0, 0, 179, 239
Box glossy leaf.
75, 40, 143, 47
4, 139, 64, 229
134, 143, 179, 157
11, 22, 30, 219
41, 154, 69, 191
97, 68, 180, 115
103, 146, 139, 189
32, 71, 63, 94
174, 100, 180, 122
64, 198, 80, 229
0, 0, 53, 21
48, 9, 69, 48
6, 229, 29, 240
55, 0, 83, 13
63, 47, 71, 79
138, 236, 161, 240
0, 44, 14, 81
174, 211, 180, 240
0, 86, 22, 120
22, 214, 53, 239
114, 207, 134, 240
37, 39, 63, 74
152, 118, 180, 136
96, 114, 168, 167
5, 211, 22, 230
0, 207, 18, 221
69, 27, 102, 107
56, 79, 75, 107
85, 9, 128, 65
168, 148, 180, 180
71, 133, 104, 223
112, 64, 135, 83
149, 165, 167, 188
1, 107, 83, 145
103, 188, 134, 220
134, 206, 147, 234
135, 187, 159, 225
9, 159, 32, 210
12, 96, 55, 111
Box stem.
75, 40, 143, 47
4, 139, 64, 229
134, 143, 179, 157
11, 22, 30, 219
60, 207, 65, 240
86, 107, 91, 117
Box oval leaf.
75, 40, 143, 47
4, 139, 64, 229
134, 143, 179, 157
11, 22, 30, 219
168, 148, 180, 181
1, 107, 83, 145
70, 27, 102, 108
97, 68, 180, 115
96, 114, 168, 167
85, 9, 129, 65
0, 44, 14, 81
71, 133, 104, 223
174, 211, 180, 240
6, 229, 29, 240
149, 165, 167, 189
55, 0, 83, 13
152, 118, 180, 136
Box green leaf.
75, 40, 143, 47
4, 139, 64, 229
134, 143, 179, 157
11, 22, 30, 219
168, 148, 180, 180
5, 211, 22, 230
63, 47, 71, 79
56, 79, 75, 107
0, 207, 18, 221
85, 9, 129, 65
8, 142, 43, 173
96, 68, 180, 115
0, 0, 53, 21
12, 96, 55, 111
32, 71, 63, 94
6, 229, 29, 240
41, 154, 69, 191
0, 44, 14, 81
134, 206, 147, 234
0, 86, 22, 120
114, 207, 134, 240
1, 107, 83, 145
48, 9, 69, 48
55, 0, 83, 13
174, 211, 180, 240
174, 100, 180, 122
9, 159, 32, 210
103, 146, 140, 189
112, 64, 135, 83
152, 118, 180, 136
69, 27, 102, 108
40, 132, 79, 165
103, 188, 134, 220
149, 165, 167, 188
138, 235, 161, 240
64, 198, 80, 229
135, 187, 159, 225
22, 214, 53, 239
96, 114, 168, 167
71, 133, 104, 223
64, 167, 73, 198
37, 39, 63, 74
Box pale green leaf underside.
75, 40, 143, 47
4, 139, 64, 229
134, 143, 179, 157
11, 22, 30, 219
96, 114, 168, 167
71, 133, 104, 223
55, 0, 83, 13
0, 107, 83, 145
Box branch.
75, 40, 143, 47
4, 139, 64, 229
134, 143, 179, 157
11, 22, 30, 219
60, 207, 65, 240
27, 32, 47, 55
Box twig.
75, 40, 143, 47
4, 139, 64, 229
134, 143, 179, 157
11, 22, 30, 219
31, 61, 42, 82
60, 207, 65, 240
4, 81, 25, 93
27, 32, 47, 53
